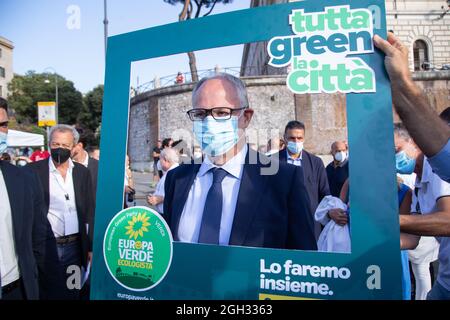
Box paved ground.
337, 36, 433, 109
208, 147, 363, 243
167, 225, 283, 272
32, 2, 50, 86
131, 171, 157, 208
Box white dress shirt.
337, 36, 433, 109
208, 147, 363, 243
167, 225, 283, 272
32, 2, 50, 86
410, 157, 450, 291
80, 150, 89, 168
397, 172, 417, 190
177, 144, 247, 245
0, 169, 20, 286
412, 158, 450, 215
286, 149, 302, 166
408, 158, 447, 265
154, 163, 179, 214
48, 158, 79, 237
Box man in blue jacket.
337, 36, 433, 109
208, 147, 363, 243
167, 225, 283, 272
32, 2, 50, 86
271, 121, 330, 240
163, 73, 316, 250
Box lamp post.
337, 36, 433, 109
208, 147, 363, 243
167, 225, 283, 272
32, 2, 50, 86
104, 0, 108, 58
43, 67, 58, 125
43, 67, 59, 150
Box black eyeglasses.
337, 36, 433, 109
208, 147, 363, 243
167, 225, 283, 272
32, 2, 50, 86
186, 107, 247, 121
0, 121, 8, 128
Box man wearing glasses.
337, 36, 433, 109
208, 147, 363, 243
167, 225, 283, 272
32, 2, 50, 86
0, 97, 61, 300
163, 73, 316, 250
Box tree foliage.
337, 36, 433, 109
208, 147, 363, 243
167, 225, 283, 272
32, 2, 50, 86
163, 0, 234, 19
78, 84, 103, 134
163, 0, 234, 82
7, 71, 83, 125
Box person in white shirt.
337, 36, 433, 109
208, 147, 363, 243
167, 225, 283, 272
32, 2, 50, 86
0, 97, 61, 300
147, 148, 179, 214
394, 123, 450, 300
28, 125, 95, 300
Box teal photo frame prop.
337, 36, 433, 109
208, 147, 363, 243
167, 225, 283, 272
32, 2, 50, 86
91, 0, 402, 300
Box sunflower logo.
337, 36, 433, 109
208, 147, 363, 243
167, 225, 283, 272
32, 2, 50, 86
125, 212, 151, 240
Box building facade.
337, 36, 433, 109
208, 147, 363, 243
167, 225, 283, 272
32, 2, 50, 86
242, 0, 450, 75
240, 0, 450, 154
0, 36, 14, 99
386, 0, 450, 70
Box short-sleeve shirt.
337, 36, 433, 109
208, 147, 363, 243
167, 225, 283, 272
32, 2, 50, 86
412, 158, 450, 291
412, 158, 450, 214
428, 139, 450, 183
30, 150, 50, 162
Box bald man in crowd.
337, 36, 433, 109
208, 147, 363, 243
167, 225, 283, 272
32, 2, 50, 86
326, 141, 349, 197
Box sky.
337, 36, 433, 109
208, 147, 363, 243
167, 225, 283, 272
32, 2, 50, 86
0, 0, 251, 94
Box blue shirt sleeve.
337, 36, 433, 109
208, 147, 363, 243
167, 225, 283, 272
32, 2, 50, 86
428, 139, 450, 183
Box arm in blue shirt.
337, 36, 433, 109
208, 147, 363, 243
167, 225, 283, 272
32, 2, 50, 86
428, 139, 450, 183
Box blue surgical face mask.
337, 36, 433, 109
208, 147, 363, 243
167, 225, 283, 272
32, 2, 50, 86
334, 151, 347, 163
0, 131, 7, 154
193, 116, 240, 157
287, 141, 303, 155
395, 150, 416, 174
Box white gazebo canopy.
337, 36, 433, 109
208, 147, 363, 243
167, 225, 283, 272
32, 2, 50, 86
6, 129, 45, 147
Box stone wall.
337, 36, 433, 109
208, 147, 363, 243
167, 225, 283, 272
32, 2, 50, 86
127, 98, 153, 170
128, 77, 296, 171
129, 72, 450, 171
414, 71, 450, 114
295, 93, 347, 155
244, 76, 296, 146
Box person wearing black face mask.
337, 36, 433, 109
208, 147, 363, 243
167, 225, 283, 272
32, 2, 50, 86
51, 147, 71, 164
28, 124, 95, 300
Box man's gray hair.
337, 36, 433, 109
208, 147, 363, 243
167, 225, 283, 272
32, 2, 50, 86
160, 147, 180, 164
192, 72, 249, 108
49, 124, 80, 145
393, 123, 411, 141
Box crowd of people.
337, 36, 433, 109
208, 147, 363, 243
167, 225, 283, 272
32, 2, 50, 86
143, 33, 449, 300
0, 33, 449, 300
0, 109, 99, 300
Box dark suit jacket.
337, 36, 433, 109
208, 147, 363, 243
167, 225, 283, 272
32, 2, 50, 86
325, 160, 349, 197
28, 159, 95, 267
87, 157, 98, 205
274, 149, 330, 211
0, 161, 62, 300
163, 147, 317, 250
273, 149, 330, 239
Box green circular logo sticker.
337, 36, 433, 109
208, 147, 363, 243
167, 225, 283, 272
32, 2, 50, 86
103, 206, 173, 291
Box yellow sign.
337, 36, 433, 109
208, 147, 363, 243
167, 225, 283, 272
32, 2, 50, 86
37, 101, 56, 127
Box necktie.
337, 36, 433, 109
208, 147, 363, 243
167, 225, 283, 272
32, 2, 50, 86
198, 168, 228, 244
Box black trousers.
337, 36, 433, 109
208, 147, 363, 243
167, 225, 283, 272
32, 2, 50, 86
2, 280, 26, 300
